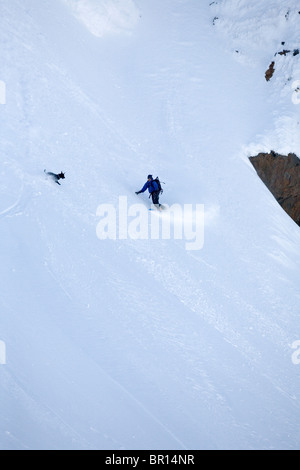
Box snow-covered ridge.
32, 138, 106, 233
62, 0, 140, 37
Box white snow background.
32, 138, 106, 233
0, 0, 300, 450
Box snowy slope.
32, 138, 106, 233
0, 0, 300, 450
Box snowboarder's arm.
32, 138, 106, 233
136, 182, 148, 194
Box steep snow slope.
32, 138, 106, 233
0, 0, 300, 450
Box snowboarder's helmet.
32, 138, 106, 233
147, 175, 153, 180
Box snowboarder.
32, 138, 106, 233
136, 175, 161, 208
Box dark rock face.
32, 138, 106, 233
265, 49, 299, 81
265, 62, 275, 81
249, 152, 300, 226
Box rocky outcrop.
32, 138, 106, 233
249, 152, 300, 226
265, 62, 275, 81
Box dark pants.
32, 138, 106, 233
151, 190, 160, 206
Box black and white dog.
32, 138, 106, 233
44, 170, 65, 185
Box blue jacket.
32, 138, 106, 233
140, 179, 159, 194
